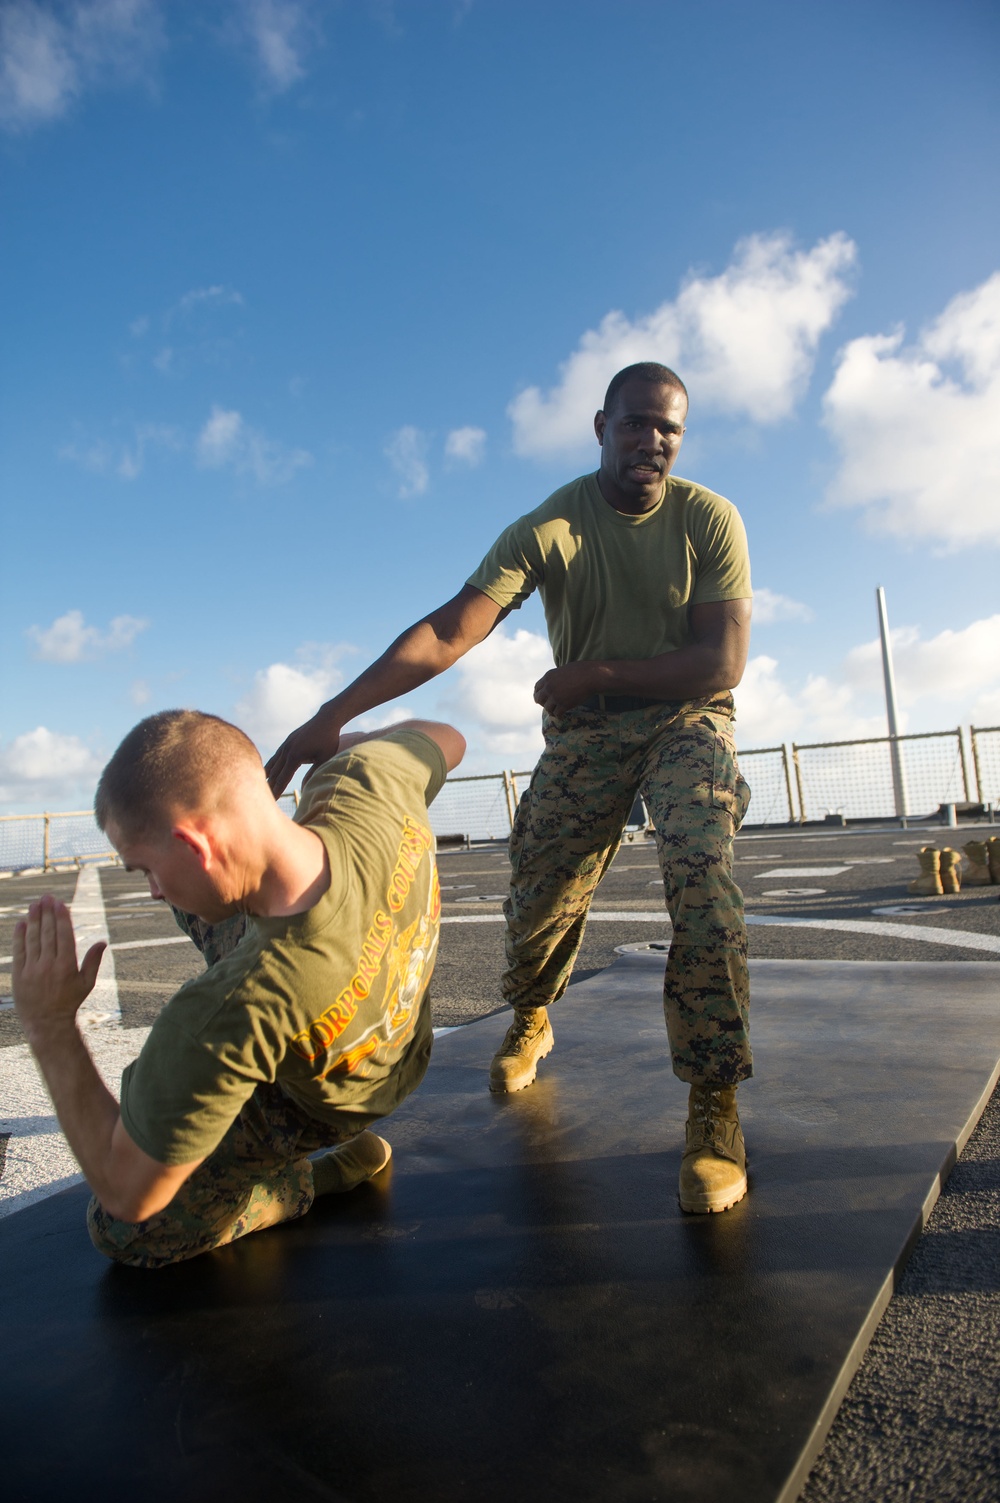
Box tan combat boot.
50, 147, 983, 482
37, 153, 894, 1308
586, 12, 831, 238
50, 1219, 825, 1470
908, 846, 943, 895
311, 1132, 392, 1195
962, 840, 992, 886
939, 847, 962, 893
489, 1007, 554, 1093
987, 836, 1000, 884
678, 1083, 747, 1214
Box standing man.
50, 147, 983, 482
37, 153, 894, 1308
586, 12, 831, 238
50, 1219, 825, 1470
267, 363, 753, 1215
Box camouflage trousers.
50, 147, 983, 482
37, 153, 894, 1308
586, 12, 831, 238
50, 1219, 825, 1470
87, 1082, 368, 1269
503, 692, 752, 1085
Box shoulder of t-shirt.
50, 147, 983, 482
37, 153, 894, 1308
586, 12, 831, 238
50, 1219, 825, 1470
665, 474, 739, 516
298, 730, 446, 816
521, 472, 595, 530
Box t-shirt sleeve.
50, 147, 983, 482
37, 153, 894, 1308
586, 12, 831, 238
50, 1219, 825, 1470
300, 730, 449, 827
689, 500, 752, 605
381, 729, 449, 805
466, 515, 544, 610
119, 1002, 264, 1164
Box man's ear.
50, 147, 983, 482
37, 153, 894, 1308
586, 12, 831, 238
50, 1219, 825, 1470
594, 409, 605, 446
171, 824, 213, 871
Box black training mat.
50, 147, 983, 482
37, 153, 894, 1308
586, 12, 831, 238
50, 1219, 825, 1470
4, 957, 1000, 1503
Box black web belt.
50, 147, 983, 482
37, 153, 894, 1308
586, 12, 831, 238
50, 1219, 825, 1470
579, 694, 672, 713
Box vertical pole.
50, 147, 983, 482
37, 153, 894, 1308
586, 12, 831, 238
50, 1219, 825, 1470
971, 726, 983, 804
876, 586, 909, 818
957, 727, 970, 804
43, 813, 50, 873
502, 771, 516, 830
781, 744, 797, 823
792, 745, 807, 823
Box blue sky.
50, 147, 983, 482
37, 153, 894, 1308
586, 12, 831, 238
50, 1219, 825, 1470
1, 0, 999, 810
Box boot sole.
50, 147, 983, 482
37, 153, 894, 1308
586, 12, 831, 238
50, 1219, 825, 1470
489, 1031, 555, 1094
678, 1171, 748, 1214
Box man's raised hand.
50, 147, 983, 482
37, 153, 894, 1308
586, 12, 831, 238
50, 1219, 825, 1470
12, 894, 107, 1040
265, 705, 344, 797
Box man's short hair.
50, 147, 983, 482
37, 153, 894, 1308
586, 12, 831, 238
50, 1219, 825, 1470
95, 709, 261, 841
602, 362, 688, 416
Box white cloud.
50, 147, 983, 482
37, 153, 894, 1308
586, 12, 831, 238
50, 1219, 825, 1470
238, 0, 315, 92
439, 626, 553, 767
732, 655, 881, 749
509, 231, 857, 458
752, 587, 814, 625
196, 405, 312, 485
27, 609, 148, 663
823, 272, 1000, 550
233, 644, 354, 750
174, 284, 244, 318
351, 705, 417, 733
385, 425, 429, 498
197, 406, 243, 466
60, 421, 180, 479
445, 426, 487, 466
733, 611, 1000, 752
0, 726, 103, 810
0, 0, 164, 134
130, 678, 150, 705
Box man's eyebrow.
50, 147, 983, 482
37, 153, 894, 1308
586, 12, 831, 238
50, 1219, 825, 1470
621, 410, 685, 429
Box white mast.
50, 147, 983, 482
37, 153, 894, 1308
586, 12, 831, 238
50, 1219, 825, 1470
876, 586, 908, 817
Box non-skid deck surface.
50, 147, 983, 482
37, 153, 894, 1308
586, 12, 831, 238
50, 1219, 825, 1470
3, 957, 1000, 1503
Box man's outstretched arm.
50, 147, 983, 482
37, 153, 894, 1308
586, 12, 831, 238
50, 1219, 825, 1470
532, 598, 752, 713
12, 896, 203, 1223
266, 585, 505, 795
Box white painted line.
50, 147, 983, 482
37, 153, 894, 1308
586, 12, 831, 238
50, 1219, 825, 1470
0, 1026, 151, 1221
70, 867, 120, 1027
744, 914, 1000, 954
441, 911, 673, 925
442, 909, 1000, 955
111, 935, 191, 952
756, 867, 852, 878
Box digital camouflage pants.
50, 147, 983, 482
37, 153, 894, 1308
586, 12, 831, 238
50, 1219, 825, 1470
88, 912, 365, 1269
503, 692, 752, 1086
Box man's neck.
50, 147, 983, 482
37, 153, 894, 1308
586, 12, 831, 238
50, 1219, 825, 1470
250, 822, 331, 918
596, 470, 665, 516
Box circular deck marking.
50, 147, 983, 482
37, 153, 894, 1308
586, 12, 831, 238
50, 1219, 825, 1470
761, 887, 826, 897
872, 905, 944, 916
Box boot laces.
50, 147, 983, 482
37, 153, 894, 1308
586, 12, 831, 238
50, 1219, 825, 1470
505, 1010, 545, 1050
689, 1087, 732, 1152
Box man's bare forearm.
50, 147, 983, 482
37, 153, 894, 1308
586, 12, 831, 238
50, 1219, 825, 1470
323, 620, 465, 727
585, 641, 745, 699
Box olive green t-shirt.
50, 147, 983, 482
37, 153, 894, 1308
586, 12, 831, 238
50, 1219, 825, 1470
467, 472, 751, 666
119, 730, 447, 1166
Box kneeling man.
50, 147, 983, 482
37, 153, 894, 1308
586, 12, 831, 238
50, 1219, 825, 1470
12, 709, 464, 1268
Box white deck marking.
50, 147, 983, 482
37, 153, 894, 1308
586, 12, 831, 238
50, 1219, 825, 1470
111, 935, 191, 951
745, 913, 1000, 954
443, 910, 1000, 955
70, 867, 120, 1027
755, 867, 851, 878
0, 1027, 152, 1220
0, 869, 131, 1218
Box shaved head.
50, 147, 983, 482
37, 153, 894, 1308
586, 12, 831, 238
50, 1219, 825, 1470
602, 362, 688, 417
95, 709, 262, 842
